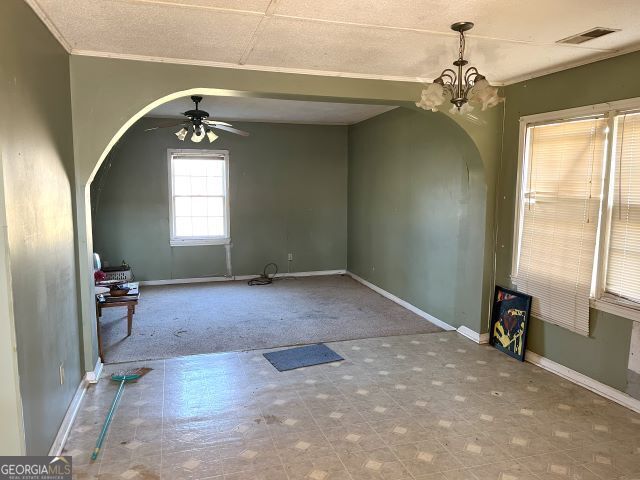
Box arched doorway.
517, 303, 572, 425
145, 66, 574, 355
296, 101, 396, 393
69, 61, 497, 371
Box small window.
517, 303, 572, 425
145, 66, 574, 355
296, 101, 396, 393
168, 149, 230, 246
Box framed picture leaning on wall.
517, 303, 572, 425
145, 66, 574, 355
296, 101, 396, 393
490, 286, 532, 362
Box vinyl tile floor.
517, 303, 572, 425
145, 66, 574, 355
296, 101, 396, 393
66, 332, 640, 480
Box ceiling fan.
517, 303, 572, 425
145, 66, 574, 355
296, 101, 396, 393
145, 95, 249, 143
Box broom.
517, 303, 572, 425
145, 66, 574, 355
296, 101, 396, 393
91, 367, 152, 461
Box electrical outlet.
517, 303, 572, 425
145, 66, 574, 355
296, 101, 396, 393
59, 362, 65, 385
288, 253, 293, 261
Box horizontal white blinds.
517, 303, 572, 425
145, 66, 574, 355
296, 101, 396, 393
515, 117, 606, 335
606, 112, 640, 303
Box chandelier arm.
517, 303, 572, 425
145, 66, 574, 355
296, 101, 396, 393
463, 83, 474, 99
462, 68, 478, 97
442, 84, 455, 97
439, 69, 457, 86
464, 67, 480, 83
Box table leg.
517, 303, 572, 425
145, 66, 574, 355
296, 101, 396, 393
127, 305, 133, 336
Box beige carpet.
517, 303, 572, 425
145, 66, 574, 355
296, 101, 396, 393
99, 274, 443, 363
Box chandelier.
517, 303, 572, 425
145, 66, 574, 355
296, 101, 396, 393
416, 22, 502, 115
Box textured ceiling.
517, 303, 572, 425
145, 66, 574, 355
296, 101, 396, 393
147, 96, 397, 125
28, 0, 640, 85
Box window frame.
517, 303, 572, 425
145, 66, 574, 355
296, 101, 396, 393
512, 96, 640, 324
167, 148, 231, 247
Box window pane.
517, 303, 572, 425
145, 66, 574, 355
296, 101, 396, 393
191, 197, 207, 217
606, 112, 640, 303
206, 160, 224, 176
174, 197, 191, 217
206, 176, 224, 195
192, 217, 208, 236
208, 217, 224, 236
191, 176, 207, 195
175, 217, 192, 236
207, 197, 224, 217
187, 159, 207, 177
173, 160, 190, 175
515, 118, 606, 335
174, 176, 191, 195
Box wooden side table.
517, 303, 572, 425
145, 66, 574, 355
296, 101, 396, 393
95, 282, 140, 361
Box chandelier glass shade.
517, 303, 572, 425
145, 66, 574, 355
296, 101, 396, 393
416, 22, 503, 114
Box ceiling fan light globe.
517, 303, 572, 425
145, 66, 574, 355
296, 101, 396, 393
191, 129, 205, 143
175, 127, 188, 141
206, 130, 219, 143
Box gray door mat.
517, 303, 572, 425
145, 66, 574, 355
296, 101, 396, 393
263, 343, 344, 371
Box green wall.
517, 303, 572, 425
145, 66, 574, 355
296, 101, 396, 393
0, 0, 81, 454
497, 50, 640, 393
92, 118, 348, 279
348, 108, 485, 329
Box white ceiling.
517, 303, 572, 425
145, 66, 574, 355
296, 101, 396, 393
147, 96, 397, 125
29, 0, 640, 85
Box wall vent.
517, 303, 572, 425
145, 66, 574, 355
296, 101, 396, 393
557, 27, 619, 45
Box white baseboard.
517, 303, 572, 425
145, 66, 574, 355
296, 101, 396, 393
346, 271, 455, 332
525, 349, 640, 414
84, 358, 103, 384
139, 276, 232, 286
50, 358, 104, 455
276, 269, 346, 278
49, 379, 87, 456
457, 326, 490, 344
138, 270, 347, 286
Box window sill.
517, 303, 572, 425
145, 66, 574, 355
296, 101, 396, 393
170, 238, 230, 247
590, 296, 640, 323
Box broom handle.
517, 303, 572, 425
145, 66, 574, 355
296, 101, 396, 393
91, 378, 126, 460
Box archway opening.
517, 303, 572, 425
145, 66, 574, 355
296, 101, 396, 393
78, 88, 489, 368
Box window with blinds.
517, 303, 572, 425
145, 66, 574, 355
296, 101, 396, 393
605, 112, 640, 304
514, 117, 607, 335
168, 150, 230, 246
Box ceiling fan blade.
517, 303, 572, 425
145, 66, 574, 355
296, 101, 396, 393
211, 124, 250, 136
144, 120, 186, 131
203, 119, 232, 127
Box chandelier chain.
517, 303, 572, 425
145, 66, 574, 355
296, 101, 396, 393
458, 30, 465, 62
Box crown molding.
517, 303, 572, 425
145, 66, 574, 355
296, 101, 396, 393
501, 44, 640, 85
70, 49, 431, 84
